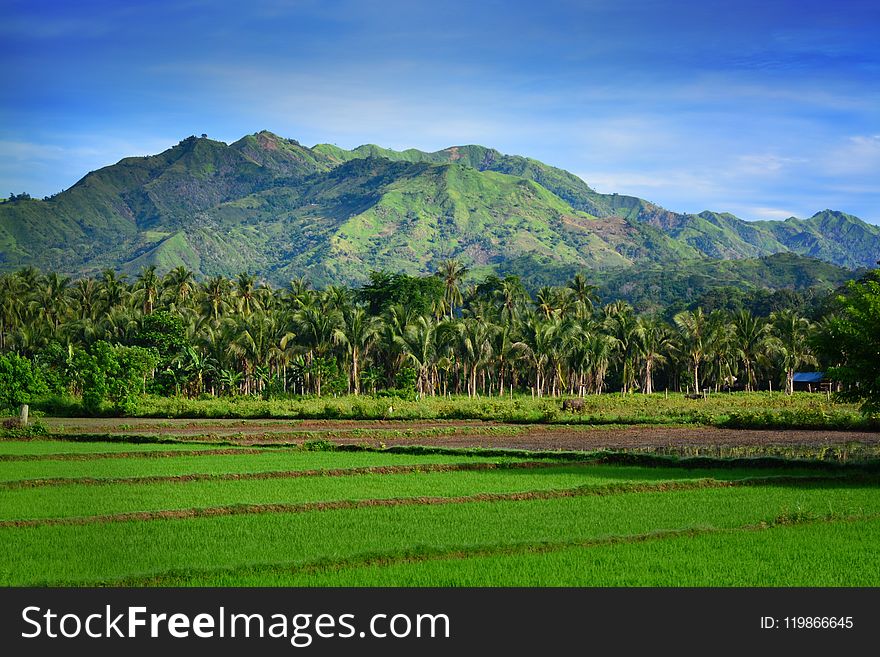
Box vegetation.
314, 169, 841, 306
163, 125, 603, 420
231, 517, 880, 587
0, 449, 536, 484
7, 462, 805, 521
823, 272, 880, 414
1, 261, 877, 418
2, 131, 878, 288
1, 441, 876, 586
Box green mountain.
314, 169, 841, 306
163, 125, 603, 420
595, 252, 860, 312
1, 131, 877, 292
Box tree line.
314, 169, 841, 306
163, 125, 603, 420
0, 261, 877, 412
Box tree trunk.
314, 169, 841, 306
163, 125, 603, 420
352, 347, 359, 395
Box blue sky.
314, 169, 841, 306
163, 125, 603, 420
2, 0, 878, 223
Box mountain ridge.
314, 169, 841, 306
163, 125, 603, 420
1, 131, 877, 290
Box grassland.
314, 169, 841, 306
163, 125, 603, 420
33, 391, 875, 430
1, 435, 878, 587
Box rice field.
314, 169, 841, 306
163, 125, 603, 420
1, 436, 878, 587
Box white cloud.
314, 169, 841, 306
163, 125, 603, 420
742, 206, 797, 221
734, 153, 806, 175
823, 135, 880, 176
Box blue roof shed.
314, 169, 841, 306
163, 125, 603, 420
792, 372, 825, 383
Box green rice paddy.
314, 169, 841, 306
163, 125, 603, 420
1, 437, 878, 587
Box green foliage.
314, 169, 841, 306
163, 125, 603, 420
74, 342, 159, 415
358, 271, 444, 316
825, 277, 880, 415
34, 343, 74, 395
33, 391, 865, 430
0, 420, 48, 438
598, 253, 854, 314
135, 310, 187, 361
0, 352, 47, 410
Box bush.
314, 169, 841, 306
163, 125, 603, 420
0, 353, 47, 411
1, 420, 48, 438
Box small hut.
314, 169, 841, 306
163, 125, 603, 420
792, 372, 830, 393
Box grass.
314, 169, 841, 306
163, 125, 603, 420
174, 516, 880, 587
3, 478, 878, 586
2, 429, 878, 587
32, 391, 873, 430
0, 450, 536, 483
0, 463, 838, 521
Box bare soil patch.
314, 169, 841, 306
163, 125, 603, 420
326, 426, 880, 451
35, 418, 880, 451
41, 417, 492, 436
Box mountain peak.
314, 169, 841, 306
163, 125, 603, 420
1, 131, 878, 283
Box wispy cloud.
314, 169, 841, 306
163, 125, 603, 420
1, 0, 878, 223
743, 206, 798, 221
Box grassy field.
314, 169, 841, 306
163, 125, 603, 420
32, 391, 875, 430
1, 436, 878, 586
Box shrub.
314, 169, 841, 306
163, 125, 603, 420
0, 353, 47, 411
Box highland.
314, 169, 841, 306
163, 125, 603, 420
1, 131, 877, 294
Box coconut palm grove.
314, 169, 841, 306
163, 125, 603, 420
0, 260, 877, 414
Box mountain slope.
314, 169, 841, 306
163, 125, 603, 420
1, 131, 878, 288
190, 156, 702, 285
313, 142, 880, 270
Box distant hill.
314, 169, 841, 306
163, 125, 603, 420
1, 131, 877, 293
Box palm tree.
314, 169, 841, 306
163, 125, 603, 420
673, 308, 710, 394
534, 287, 557, 320
567, 273, 599, 319
733, 310, 768, 392
769, 309, 817, 395
706, 310, 735, 391
605, 302, 639, 393
394, 315, 436, 397
71, 278, 101, 322
635, 317, 674, 394
0, 274, 27, 350
132, 266, 160, 315
436, 259, 468, 319
494, 276, 529, 324
322, 285, 351, 313
163, 266, 196, 310
490, 321, 525, 397
235, 273, 261, 317
520, 315, 552, 396
333, 306, 379, 394
99, 269, 129, 313
584, 331, 618, 394
32, 272, 71, 331
294, 304, 340, 395
200, 276, 232, 321
174, 346, 217, 396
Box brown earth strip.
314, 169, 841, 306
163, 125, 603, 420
0, 448, 267, 462
29, 418, 880, 450
2, 473, 867, 529
41, 417, 495, 436
323, 426, 880, 451
0, 459, 587, 490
